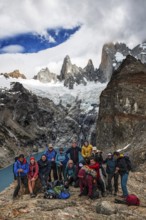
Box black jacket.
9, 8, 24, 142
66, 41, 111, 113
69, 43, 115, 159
38, 159, 51, 176
116, 157, 128, 175
66, 147, 81, 164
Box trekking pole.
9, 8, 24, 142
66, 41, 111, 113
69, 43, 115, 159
18, 172, 22, 197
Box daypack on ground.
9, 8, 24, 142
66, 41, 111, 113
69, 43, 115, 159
44, 184, 70, 199
115, 194, 140, 206
126, 194, 140, 206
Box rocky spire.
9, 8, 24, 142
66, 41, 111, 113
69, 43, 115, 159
60, 55, 72, 81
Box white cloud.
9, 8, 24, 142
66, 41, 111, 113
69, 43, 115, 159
0, 0, 146, 77
0, 45, 24, 53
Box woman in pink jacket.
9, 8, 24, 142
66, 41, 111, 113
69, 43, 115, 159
28, 157, 39, 197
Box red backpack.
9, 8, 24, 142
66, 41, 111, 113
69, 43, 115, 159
126, 194, 140, 206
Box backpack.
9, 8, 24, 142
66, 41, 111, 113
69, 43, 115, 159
58, 190, 70, 199
126, 194, 140, 206
44, 189, 58, 199
125, 157, 132, 171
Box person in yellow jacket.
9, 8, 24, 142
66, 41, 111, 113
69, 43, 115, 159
81, 141, 93, 159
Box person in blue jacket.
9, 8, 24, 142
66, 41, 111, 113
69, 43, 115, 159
13, 154, 29, 199
45, 144, 58, 181
55, 147, 69, 181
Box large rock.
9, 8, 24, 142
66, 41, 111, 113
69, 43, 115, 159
96, 55, 146, 164
58, 55, 99, 89
0, 70, 26, 79
36, 67, 57, 83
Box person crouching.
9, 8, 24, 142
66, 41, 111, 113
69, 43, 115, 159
64, 160, 76, 188
28, 157, 39, 198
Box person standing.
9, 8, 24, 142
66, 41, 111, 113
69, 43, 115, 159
38, 154, 51, 190
45, 144, 58, 181
55, 147, 69, 181
115, 153, 129, 198
104, 153, 118, 195
81, 141, 93, 160
13, 154, 29, 199
28, 157, 39, 198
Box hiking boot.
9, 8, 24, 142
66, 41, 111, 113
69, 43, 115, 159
88, 195, 95, 200
30, 193, 36, 198
78, 192, 84, 197
102, 192, 106, 197
114, 192, 117, 196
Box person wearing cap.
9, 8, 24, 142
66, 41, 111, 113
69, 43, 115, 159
45, 144, 58, 181
28, 157, 39, 198
115, 153, 129, 198
38, 154, 51, 190
13, 154, 29, 199
81, 141, 93, 160
55, 147, 69, 181
104, 153, 118, 196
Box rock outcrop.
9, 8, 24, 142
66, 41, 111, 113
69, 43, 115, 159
0, 70, 26, 79
96, 55, 146, 165
0, 82, 97, 167
98, 41, 146, 83
58, 55, 99, 89
36, 68, 57, 83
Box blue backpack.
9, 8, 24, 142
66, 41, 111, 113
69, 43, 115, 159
58, 190, 70, 199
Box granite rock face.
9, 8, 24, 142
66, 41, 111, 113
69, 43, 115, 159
0, 82, 97, 167
36, 68, 57, 83
96, 55, 146, 164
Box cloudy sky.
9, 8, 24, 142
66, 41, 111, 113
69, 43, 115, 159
0, 0, 146, 77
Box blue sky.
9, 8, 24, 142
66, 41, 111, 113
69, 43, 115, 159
0, 26, 80, 53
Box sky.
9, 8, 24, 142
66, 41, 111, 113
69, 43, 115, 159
0, 0, 146, 77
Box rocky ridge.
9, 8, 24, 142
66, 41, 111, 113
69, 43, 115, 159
0, 70, 26, 79
96, 55, 146, 165
0, 82, 98, 167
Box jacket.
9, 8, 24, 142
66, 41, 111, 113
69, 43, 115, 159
45, 149, 57, 161
64, 165, 76, 181
55, 152, 69, 167
81, 144, 93, 158
14, 158, 29, 177
38, 159, 51, 176
104, 158, 117, 174
66, 147, 81, 164
88, 162, 100, 179
28, 162, 39, 179
116, 157, 129, 175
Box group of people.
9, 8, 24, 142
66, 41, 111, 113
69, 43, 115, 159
13, 140, 132, 200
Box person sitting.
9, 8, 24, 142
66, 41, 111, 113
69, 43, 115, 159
45, 144, 58, 181
13, 154, 29, 199
38, 154, 51, 191
28, 157, 39, 198
64, 160, 76, 188
81, 141, 93, 160
55, 147, 69, 181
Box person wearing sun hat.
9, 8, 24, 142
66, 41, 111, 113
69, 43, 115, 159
28, 156, 39, 198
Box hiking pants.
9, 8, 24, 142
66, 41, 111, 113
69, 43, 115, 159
79, 175, 94, 197
107, 173, 119, 193
57, 165, 65, 181
97, 178, 105, 194
121, 173, 129, 196
13, 175, 28, 198
49, 161, 58, 181
39, 173, 49, 188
